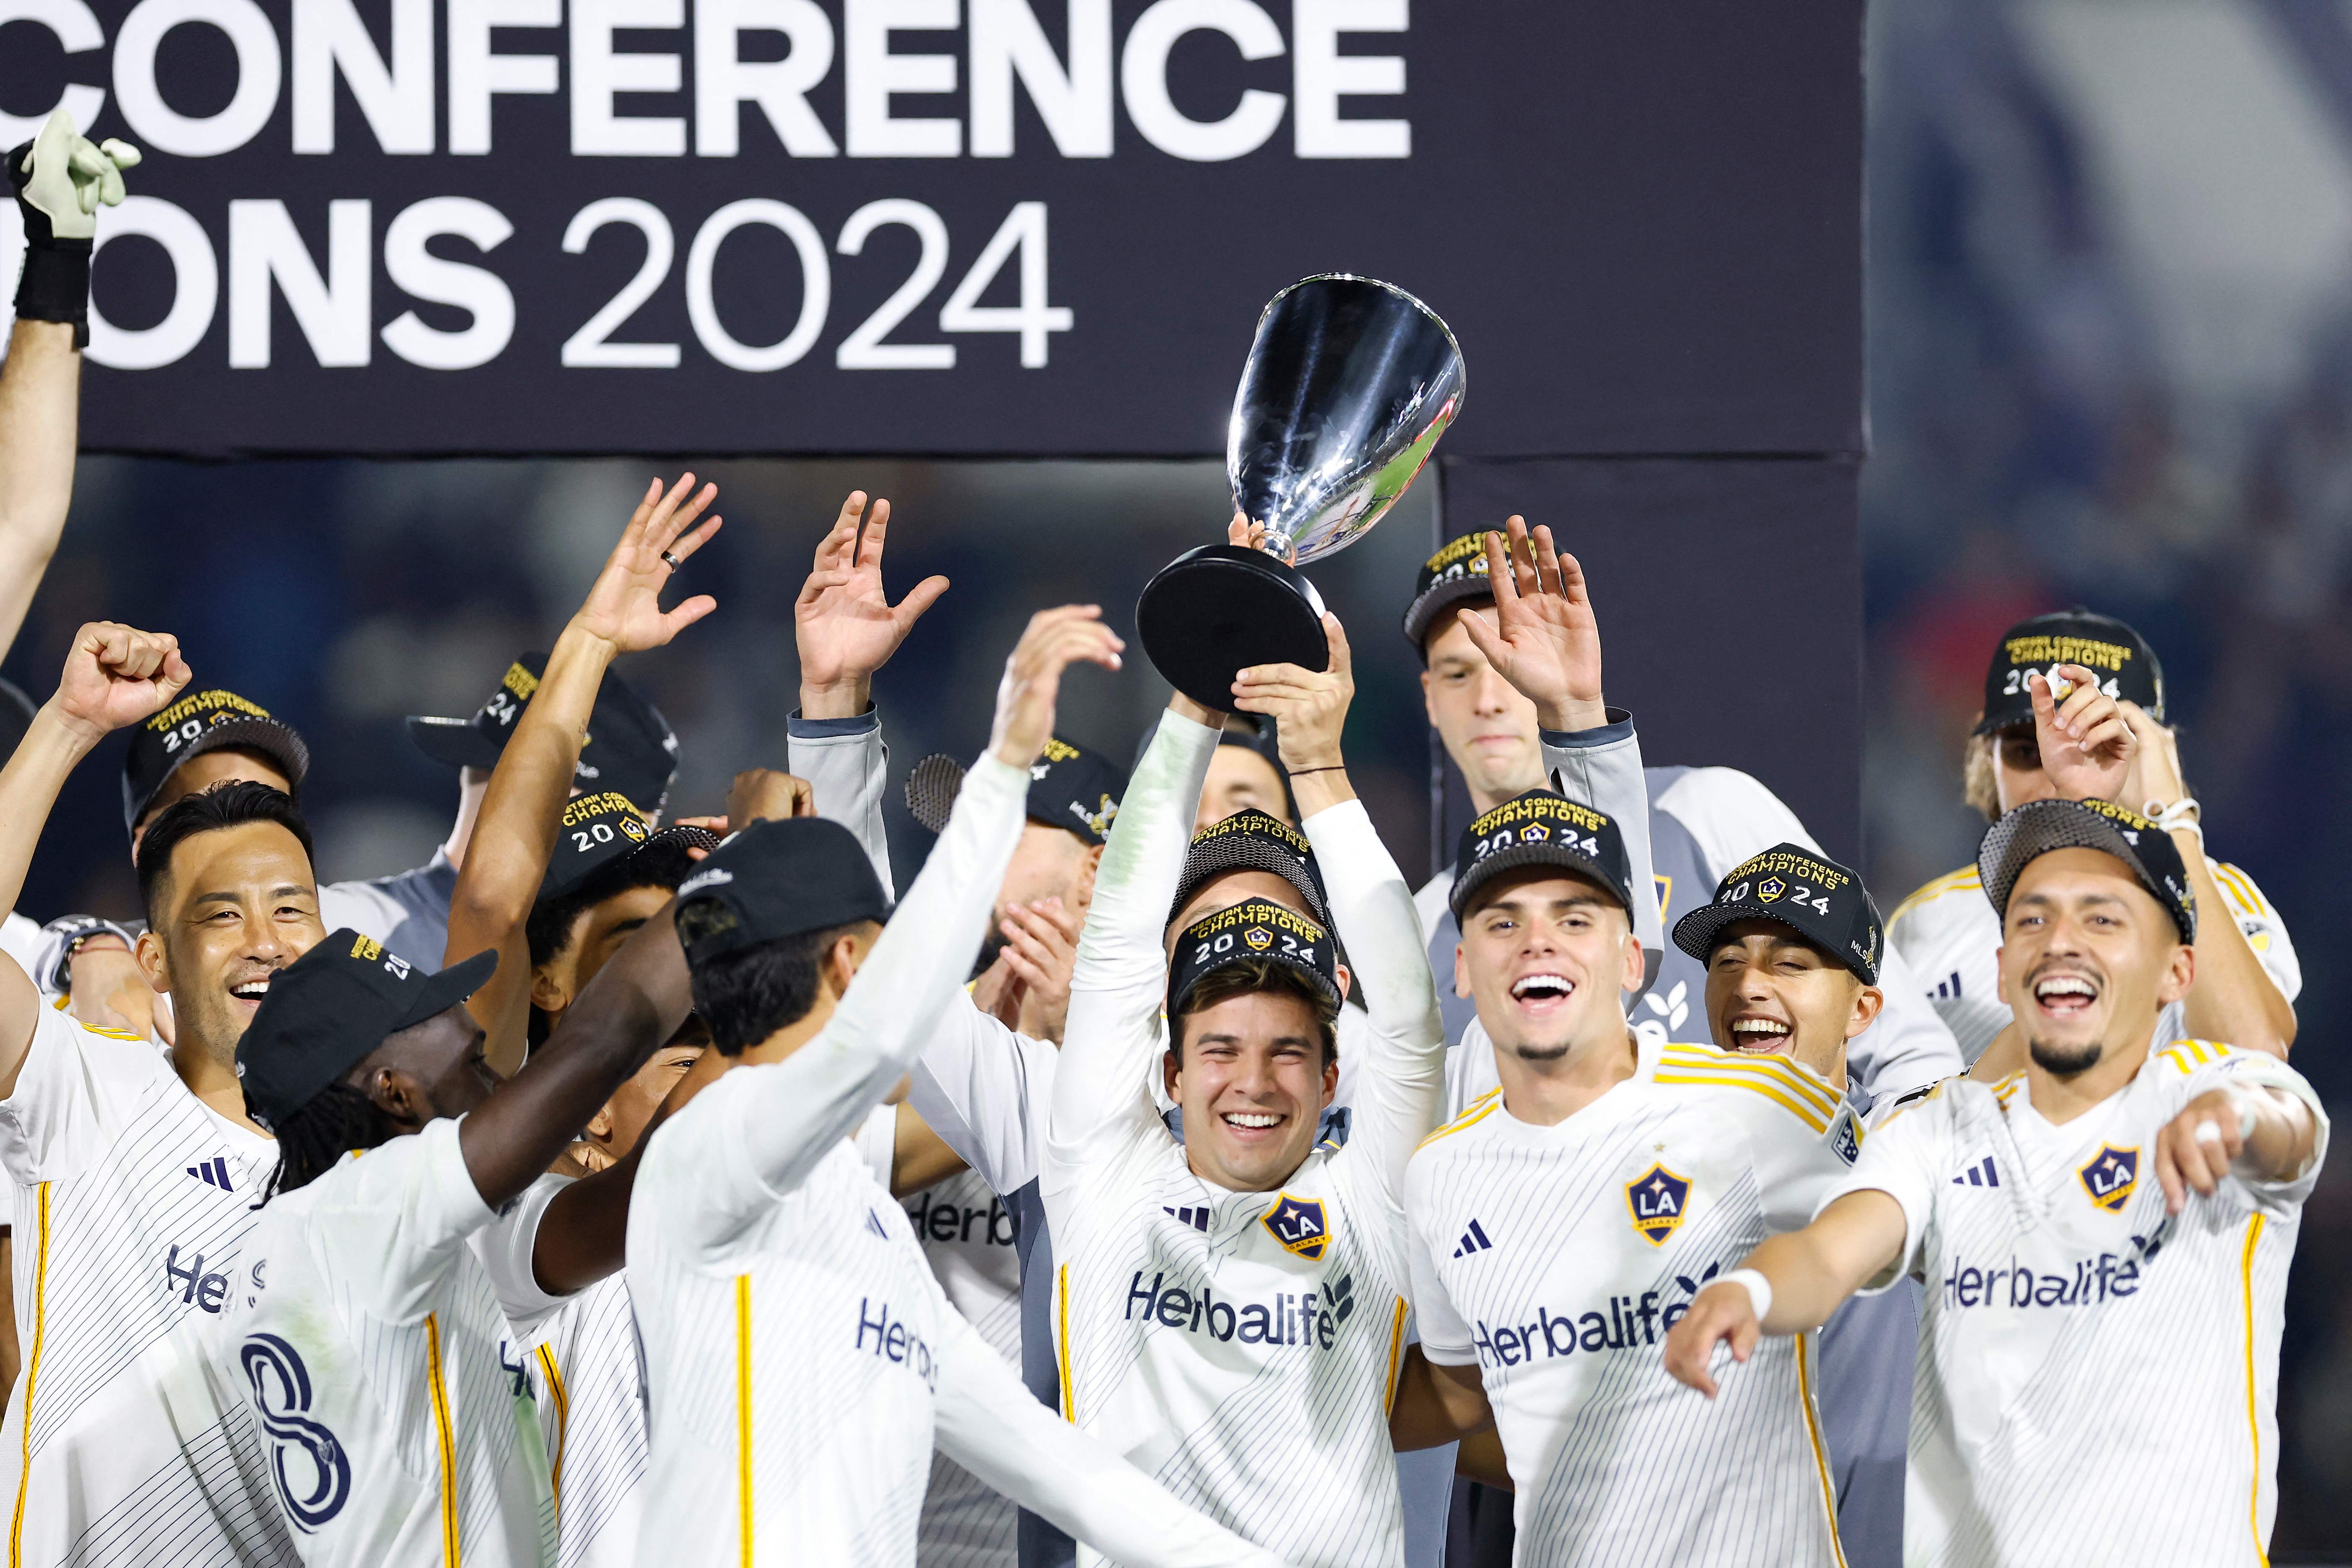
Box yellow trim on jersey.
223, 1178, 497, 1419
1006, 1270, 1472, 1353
2242, 1216, 2268, 1568
1055, 1266, 1075, 1421
1383, 1298, 1410, 1414
1891, 866, 1980, 925
79, 1024, 143, 1042
2212, 862, 2266, 920
1651, 1070, 1832, 1134
1416, 1090, 1502, 1152
2159, 1041, 2233, 1076
9, 1183, 49, 1568
734, 1275, 754, 1567
1795, 1333, 1849, 1568
1659, 1045, 1843, 1120
535, 1344, 569, 1520
424, 1313, 461, 1566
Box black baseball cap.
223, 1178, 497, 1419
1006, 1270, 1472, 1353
1167, 897, 1341, 1018
1977, 797, 2196, 944
236, 929, 496, 1133
1672, 843, 1885, 986
1449, 789, 1634, 923
1168, 808, 1332, 930
673, 817, 890, 967
537, 791, 719, 904
408, 654, 682, 815
1402, 530, 1499, 649
906, 736, 1126, 847
123, 689, 312, 836
1975, 609, 2164, 736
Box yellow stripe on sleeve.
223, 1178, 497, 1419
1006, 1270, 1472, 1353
735, 1275, 754, 1568
1056, 1266, 1076, 1421
1383, 1298, 1410, 1414
1795, 1333, 1850, 1568
1659, 1046, 1843, 1120
535, 1345, 569, 1520
2212, 862, 2267, 919
1891, 867, 1980, 924
1650, 1072, 1831, 1134
1416, 1092, 1502, 1152
9, 1183, 49, 1568
425, 1314, 461, 1567
2242, 1216, 2268, 1568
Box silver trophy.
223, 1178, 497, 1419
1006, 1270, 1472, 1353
1138, 275, 1466, 711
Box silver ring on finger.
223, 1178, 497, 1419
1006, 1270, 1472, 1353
661, 550, 684, 569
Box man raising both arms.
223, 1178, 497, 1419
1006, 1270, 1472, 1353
1668, 797, 2325, 1566
1888, 613, 2297, 1073
627, 605, 1287, 1568
1043, 606, 1445, 1568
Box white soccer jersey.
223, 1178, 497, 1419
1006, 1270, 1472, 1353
0, 1003, 295, 1567
532, 1272, 648, 1568
1824, 1041, 2328, 1567
1888, 857, 2300, 1064
1044, 712, 1445, 1568
905, 1168, 1024, 1568
1405, 1035, 1856, 1568
223, 1117, 567, 1568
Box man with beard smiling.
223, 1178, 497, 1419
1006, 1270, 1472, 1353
0, 622, 328, 1566
1389, 793, 1860, 1568
1665, 798, 2325, 1568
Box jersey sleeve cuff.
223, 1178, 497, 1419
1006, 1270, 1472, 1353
1417, 1337, 1479, 1367
1537, 707, 1634, 749
787, 705, 881, 739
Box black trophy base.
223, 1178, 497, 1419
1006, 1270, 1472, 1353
1135, 545, 1329, 713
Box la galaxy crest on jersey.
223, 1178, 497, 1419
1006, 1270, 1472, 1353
1625, 1164, 1690, 1245
1263, 1193, 1329, 1260
2079, 1145, 2139, 1212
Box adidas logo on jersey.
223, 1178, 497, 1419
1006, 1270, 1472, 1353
186, 1156, 234, 1190
865, 1209, 891, 1240
1933, 971, 1964, 1001
1453, 1219, 1494, 1259
1125, 1269, 1350, 1350
1163, 1205, 1209, 1232
1951, 1156, 2000, 1188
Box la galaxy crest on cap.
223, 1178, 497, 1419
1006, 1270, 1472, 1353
2078, 1145, 2139, 1213
1263, 1193, 1330, 1261
1626, 1163, 1691, 1246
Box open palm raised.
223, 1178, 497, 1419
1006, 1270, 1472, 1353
796, 491, 951, 706
572, 473, 723, 655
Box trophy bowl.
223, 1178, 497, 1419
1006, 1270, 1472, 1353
1139, 275, 1466, 712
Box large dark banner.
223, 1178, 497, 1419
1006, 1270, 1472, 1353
1, 0, 1862, 459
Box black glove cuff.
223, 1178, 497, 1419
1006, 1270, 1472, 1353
13, 241, 91, 347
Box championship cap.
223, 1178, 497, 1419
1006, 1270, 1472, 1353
408, 654, 682, 815
1168, 808, 1332, 931
1671, 843, 1885, 985
1976, 798, 2196, 944
1448, 789, 1634, 923
1166, 897, 1341, 1019
1975, 609, 2163, 736
1402, 530, 1498, 648
672, 817, 889, 966
122, 688, 312, 836
906, 736, 1125, 847
235, 930, 496, 1133
536, 791, 719, 905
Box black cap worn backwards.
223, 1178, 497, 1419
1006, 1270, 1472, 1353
1402, 530, 1499, 649
1167, 897, 1341, 1019
1168, 808, 1332, 931
1449, 789, 1634, 924
123, 689, 312, 836
906, 736, 1126, 848
236, 930, 496, 1133
672, 817, 889, 967
1672, 843, 1885, 986
1975, 609, 2164, 736
537, 792, 720, 905
1976, 798, 2197, 945
408, 654, 683, 816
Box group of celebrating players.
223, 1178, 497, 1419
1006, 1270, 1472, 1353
0, 109, 2324, 1568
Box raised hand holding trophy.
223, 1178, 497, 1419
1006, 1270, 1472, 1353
1137, 274, 1466, 711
